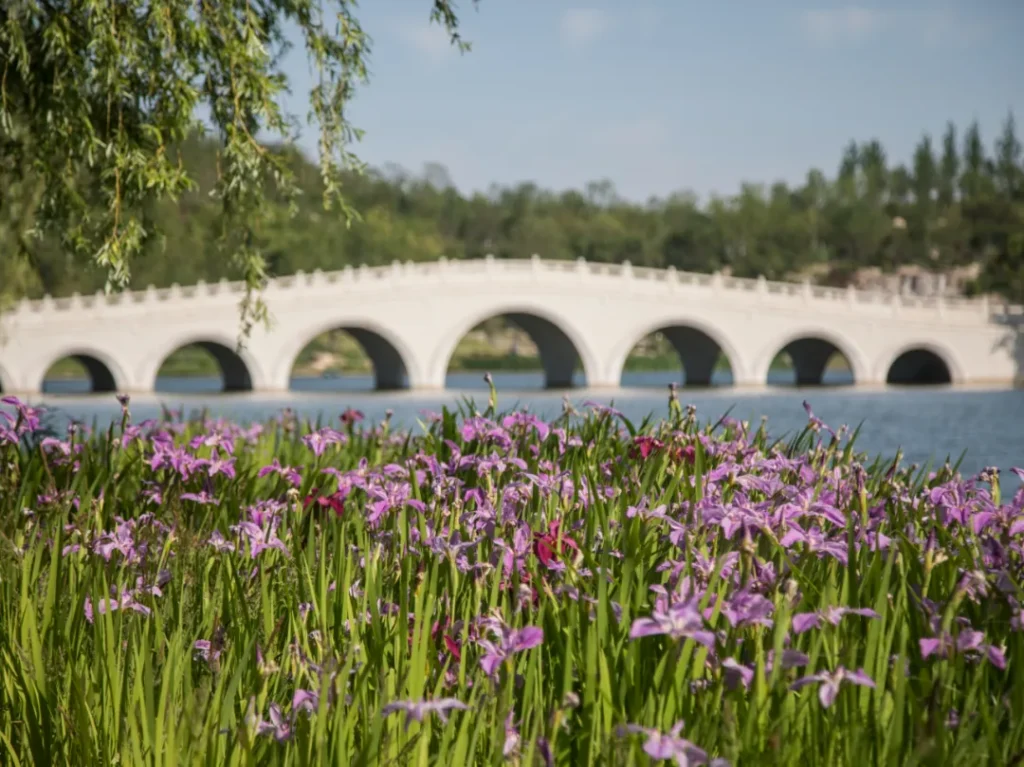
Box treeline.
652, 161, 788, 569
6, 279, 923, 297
5, 114, 1024, 303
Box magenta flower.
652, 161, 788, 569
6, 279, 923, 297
790, 666, 875, 708
382, 698, 469, 730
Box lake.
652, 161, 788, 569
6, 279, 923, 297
15, 370, 1024, 478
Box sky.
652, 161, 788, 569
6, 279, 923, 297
275, 1, 1024, 203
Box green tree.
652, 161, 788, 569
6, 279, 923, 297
910, 135, 938, 261
4, 112, 1022, 308
937, 122, 959, 208
995, 112, 1023, 201
0, 0, 476, 329
960, 121, 990, 202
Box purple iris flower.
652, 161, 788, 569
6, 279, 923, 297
625, 499, 668, 521
790, 666, 875, 708
258, 459, 303, 487
477, 621, 544, 677
193, 639, 222, 663
791, 606, 880, 634
302, 428, 345, 457
92, 522, 139, 563
460, 416, 513, 448
721, 658, 755, 690
365, 481, 426, 526
208, 530, 236, 553
802, 400, 836, 438
629, 603, 716, 649
234, 521, 289, 559
501, 411, 550, 440
382, 698, 469, 730
40, 437, 72, 456
475, 453, 528, 476
206, 456, 236, 479
503, 712, 521, 757
920, 630, 1006, 669
149, 446, 199, 479
84, 589, 151, 623
620, 722, 723, 766
256, 703, 292, 742
722, 649, 809, 690
718, 591, 774, 629
180, 490, 219, 506
581, 400, 625, 420
292, 689, 320, 716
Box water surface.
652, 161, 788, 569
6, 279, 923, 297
21, 371, 1024, 477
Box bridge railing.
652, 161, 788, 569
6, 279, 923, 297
5, 255, 1020, 321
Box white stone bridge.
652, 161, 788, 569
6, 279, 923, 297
1, 256, 1022, 394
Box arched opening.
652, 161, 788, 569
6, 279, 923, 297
768, 337, 854, 387
445, 315, 585, 390
290, 327, 409, 391
155, 341, 252, 394
42, 354, 118, 394
886, 348, 952, 385
620, 326, 734, 387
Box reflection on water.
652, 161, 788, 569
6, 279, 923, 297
15, 370, 1024, 478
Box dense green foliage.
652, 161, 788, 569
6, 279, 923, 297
1, 393, 1023, 764
0, 0, 475, 331
5, 116, 1024, 308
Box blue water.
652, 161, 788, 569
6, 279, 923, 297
14, 371, 1024, 478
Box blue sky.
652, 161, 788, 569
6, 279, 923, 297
276, 1, 1023, 203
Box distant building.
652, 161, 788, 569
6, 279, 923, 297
851, 263, 982, 297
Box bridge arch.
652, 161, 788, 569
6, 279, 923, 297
607, 318, 743, 387
883, 342, 960, 385
284, 320, 415, 391
39, 348, 126, 394
759, 330, 867, 386
149, 334, 263, 392
434, 305, 598, 389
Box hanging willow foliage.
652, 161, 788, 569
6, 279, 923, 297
0, 0, 475, 337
